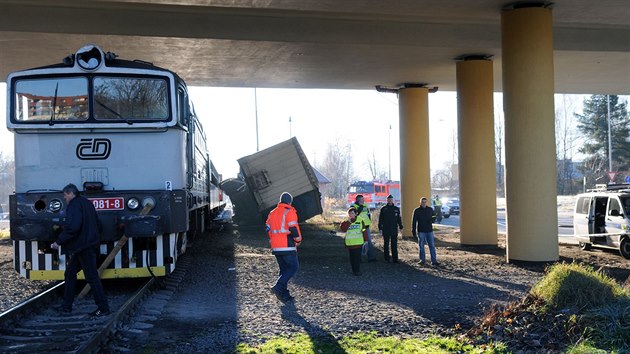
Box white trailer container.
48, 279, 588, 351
223, 137, 322, 223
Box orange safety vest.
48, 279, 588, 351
266, 203, 302, 253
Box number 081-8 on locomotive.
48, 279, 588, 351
7, 44, 226, 280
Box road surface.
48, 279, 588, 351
437, 209, 577, 245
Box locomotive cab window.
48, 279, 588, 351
14, 77, 89, 122
94, 77, 169, 121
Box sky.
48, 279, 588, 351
2, 81, 622, 182
0, 83, 463, 181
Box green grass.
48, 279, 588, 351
235, 332, 508, 354
0, 229, 9, 239
529, 262, 630, 352
565, 342, 609, 354
530, 262, 626, 311
579, 299, 630, 351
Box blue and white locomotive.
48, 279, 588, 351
7, 44, 225, 279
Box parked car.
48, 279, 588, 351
573, 184, 630, 258
441, 204, 450, 219
431, 200, 450, 220
446, 198, 460, 215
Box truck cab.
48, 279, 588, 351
574, 184, 630, 258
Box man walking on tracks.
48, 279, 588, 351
50, 183, 110, 317
266, 192, 302, 304
378, 195, 403, 263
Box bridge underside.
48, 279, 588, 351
0, 1, 628, 94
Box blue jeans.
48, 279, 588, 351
62, 247, 109, 311
273, 253, 299, 299
418, 232, 437, 264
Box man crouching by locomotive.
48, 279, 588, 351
51, 183, 110, 317
266, 192, 302, 304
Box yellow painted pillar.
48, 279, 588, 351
456, 57, 497, 245
399, 87, 431, 236
502, 5, 558, 261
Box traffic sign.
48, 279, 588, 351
608, 171, 619, 182
626, 175, 630, 183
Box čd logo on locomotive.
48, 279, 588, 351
76, 138, 112, 160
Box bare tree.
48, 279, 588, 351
317, 138, 355, 199
0, 151, 15, 213
366, 151, 388, 181
432, 167, 452, 191
555, 94, 580, 194
495, 109, 505, 197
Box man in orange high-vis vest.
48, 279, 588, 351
266, 192, 302, 304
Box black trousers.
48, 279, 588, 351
383, 232, 398, 261
348, 247, 362, 274
62, 247, 109, 311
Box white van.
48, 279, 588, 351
574, 184, 630, 258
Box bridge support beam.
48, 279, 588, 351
399, 87, 431, 236
456, 57, 497, 245
502, 4, 558, 262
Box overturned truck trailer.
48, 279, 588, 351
220, 137, 322, 224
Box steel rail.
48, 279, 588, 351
77, 277, 155, 353
0, 282, 64, 325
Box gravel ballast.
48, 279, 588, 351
3, 219, 630, 353
132, 222, 627, 353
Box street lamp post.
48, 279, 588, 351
254, 88, 259, 152
607, 95, 612, 174
388, 124, 392, 180
289, 116, 292, 138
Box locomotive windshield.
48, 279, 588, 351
13, 75, 169, 123
14, 77, 88, 122
94, 77, 168, 120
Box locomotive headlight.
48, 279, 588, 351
127, 198, 140, 210
49, 199, 63, 212
142, 197, 156, 209
75, 44, 103, 71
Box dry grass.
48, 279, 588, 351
466, 262, 630, 352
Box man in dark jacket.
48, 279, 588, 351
50, 183, 109, 317
411, 197, 438, 266
378, 195, 403, 263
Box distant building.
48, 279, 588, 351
312, 167, 331, 207
312, 167, 331, 185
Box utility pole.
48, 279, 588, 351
289, 116, 292, 138
254, 88, 259, 152
607, 95, 612, 173
388, 124, 392, 180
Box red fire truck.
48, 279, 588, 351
347, 181, 400, 209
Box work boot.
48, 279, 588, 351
88, 308, 110, 318
270, 286, 285, 303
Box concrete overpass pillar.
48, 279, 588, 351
398, 87, 431, 236
456, 57, 497, 245
501, 4, 558, 261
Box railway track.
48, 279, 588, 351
0, 277, 154, 353
0, 250, 193, 353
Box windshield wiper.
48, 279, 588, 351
48, 82, 59, 126
95, 99, 133, 125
